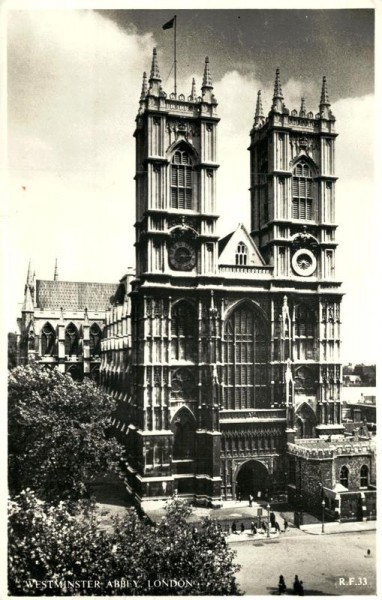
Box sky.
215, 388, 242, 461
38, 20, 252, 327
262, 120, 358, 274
4, 7, 377, 364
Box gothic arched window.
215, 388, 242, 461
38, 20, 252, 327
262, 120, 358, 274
235, 242, 248, 266
222, 304, 267, 410
65, 323, 79, 356
292, 162, 313, 220
41, 322, 56, 356
171, 149, 193, 210
360, 465, 369, 488
171, 301, 196, 361
89, 323, 102, 356
340, 465, 349, 488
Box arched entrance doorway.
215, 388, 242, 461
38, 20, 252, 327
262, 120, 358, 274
236, 460, 269, 499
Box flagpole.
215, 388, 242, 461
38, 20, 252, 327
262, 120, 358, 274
174, 15, 177, 96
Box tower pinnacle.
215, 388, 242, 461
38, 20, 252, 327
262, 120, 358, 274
299, 97, 306, 116
149, 48, 161, 80
254, 90, 265, 126
190, 77, 197, 101
202, 56, 213, 89
271, 68, 284, 113
22, 261, 34, 312
319, 76, 333, 119
140, 71, 148, 100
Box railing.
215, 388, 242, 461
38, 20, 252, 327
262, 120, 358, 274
219, 265, 273, 275
220, 409, 286, 420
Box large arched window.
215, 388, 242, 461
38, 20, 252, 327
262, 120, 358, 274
292, 162, 313, 220
222, 304, 267, 410
41, 322, 56, 356
235, 242, 248, 266
65, 323, 79, 356
171, 149, 193, 210
89, 323, 102, 356
171, 301, 196, 361
340, 465, 349, 488
360, 465, 369, 488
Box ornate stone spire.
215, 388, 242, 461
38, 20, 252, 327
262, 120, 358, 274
149, 48, 161, 80
22, 261, 34, 312
190, 77, 197, 101
202, 56, 213, 89
254, 90, 265, 126
54, 258, 58, 281
320, 76, 330, 107
148, 48, 161, 96
299, 97, 306, 116
201, 56, 214, 103
140, 71, 148, 100
271, 68, 284, 112
319, 76, 332, 119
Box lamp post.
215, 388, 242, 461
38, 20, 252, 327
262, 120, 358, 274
321, 499, 325, 534
267, 503, 271, 538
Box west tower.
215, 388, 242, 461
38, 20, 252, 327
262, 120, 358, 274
249, 71, 344, 438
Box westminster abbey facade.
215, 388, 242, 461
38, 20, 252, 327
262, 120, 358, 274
18, 49, 375, 517
101, 49, 355, 506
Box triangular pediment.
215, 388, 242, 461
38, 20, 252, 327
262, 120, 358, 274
218, 223, 265, 266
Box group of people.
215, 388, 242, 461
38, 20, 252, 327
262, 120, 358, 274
278, 575, 304, 596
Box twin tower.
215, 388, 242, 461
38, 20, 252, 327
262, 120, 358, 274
105, 49, 343, 504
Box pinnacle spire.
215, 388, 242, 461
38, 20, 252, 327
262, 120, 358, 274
320, 76, 330, 107
26, 260, 33, 286
202, 56, 213, 89
23, 261, 34, 312
299, 97, 306, 116
140, 71, 148, 100
273, 68, 283, 100
149, 48, 161, 81
54, 258, 58, 281
254, 90, 265, 126
190, 77, 197, 100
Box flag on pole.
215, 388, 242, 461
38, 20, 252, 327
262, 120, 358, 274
162, 16, 175, 30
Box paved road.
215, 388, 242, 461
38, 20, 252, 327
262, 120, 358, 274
230, 530, 376, 596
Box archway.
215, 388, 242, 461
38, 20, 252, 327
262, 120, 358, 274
236, 460, 270, 499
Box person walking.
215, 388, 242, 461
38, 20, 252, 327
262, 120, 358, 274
251, 520, 255, 534
293, 575, 300, 595
278, 575, 287, 595
275, 521, 280, 533
270, 511, 276, 527
232, 521, 237, 534
284, 519, 288, 532
240, 522, 245, 533
298, 581, 304, 596
249, 493, 253, 507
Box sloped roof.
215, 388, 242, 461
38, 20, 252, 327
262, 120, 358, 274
36, 280, 117, 311
218, 223, 265, 266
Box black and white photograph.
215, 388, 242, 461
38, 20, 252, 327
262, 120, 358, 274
4, 3, 377, 597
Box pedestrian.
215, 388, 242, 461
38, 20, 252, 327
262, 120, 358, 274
293, 575, 300, 595
298, 581, 304, 596
249, 493, 253, 507
284, 519, 288, 532
232, 521, 237, 534
240, 522, 245, 533
270, 511, 276, 527
251, 520, 255, 534
262, 521, 267, 532
278, 575, 287, 595
275, 521, 280, 532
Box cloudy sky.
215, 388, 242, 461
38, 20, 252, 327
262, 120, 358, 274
5, 7, 376, 364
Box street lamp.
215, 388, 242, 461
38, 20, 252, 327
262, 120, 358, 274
267, 503, 271, 538
321, 499, 325, 533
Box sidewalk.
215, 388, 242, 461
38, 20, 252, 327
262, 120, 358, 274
300, 519, 376, 535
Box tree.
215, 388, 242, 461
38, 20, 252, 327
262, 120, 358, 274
8, 492, 242, 596
8, 363, 124, 502
8, 332, 18, 370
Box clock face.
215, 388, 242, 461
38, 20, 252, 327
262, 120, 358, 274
169, 240, 196, 271
291, 248, 317, 277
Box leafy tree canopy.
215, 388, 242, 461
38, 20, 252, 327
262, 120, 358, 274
9, 491, 241, 596
8, 364, 124, 502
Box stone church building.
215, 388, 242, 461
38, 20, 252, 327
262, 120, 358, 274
17, 49, 376, 519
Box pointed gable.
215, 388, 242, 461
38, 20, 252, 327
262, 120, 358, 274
218, 223, 265, 267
